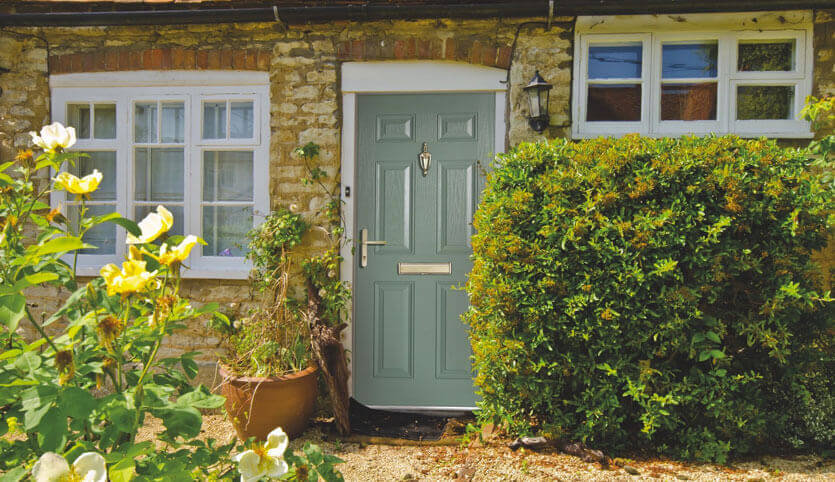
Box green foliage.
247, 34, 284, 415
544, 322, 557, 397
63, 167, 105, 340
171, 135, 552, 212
247, 208, 308, 292
211, 142, 350, 378
466, 134, 834, 462
0, 147, 234, 479
0, 142, 343, 480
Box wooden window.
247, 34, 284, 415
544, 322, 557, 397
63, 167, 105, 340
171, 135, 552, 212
51, 72, 270, 279
573, 28, 812, 138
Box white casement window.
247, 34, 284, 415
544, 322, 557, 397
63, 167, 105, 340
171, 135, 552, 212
50, 72, 270, 279
573, 13, 813, 139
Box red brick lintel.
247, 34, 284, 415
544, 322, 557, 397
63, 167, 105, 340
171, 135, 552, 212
336, 37, 512, 69
49, 47, 272, 74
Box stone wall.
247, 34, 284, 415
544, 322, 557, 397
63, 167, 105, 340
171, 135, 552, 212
812, 9, 835, 290
2, 17, 574, 383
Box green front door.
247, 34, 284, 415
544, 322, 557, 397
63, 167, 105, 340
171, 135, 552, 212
354, 93, 494, 408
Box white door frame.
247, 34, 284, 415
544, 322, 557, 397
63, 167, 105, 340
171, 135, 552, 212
340, 61, 508, 408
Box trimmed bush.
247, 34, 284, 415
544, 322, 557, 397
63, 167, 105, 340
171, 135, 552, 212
466, 135, 834, 462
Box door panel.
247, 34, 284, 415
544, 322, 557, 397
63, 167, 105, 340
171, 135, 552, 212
436, 283, 472, 379
355, 93, 494, 408
373, 282, 414, 379
375, 161, 413, 253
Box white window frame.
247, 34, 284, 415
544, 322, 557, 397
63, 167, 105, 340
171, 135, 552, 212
573, 21, 813, 139
50, 71, 270, 279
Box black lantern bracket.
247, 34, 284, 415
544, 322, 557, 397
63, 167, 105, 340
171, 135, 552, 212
523, 70, 553, 133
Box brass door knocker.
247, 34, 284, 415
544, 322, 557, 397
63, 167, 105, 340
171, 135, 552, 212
418, 142, 431, 177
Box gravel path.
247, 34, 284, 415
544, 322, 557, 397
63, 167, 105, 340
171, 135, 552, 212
181, 415, 835, 481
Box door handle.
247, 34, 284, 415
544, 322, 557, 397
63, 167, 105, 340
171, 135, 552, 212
360, 227, 386, 268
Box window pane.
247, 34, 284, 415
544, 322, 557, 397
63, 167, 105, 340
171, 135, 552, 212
93, 104, 116, 139
67, 104, 91, 139
70, 151, 117, 201
203, 151, 254, 202
134, 148, 184, 202
738, 40, 795, 72
660, 83, 717, 121
230, 102, 254, 138
202, 206, 252, 257
135, 103, 157, 143
135, 205, 184, 237
68, 204, 116, 255
736, 85, 794, 120
203, 102, 226, 139
588, 44, 642, 79
161, 103, 185, 143
662, 43, 717, 79
587, 84, 641, 121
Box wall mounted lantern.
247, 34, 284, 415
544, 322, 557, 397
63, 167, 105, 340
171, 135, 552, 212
523, 70, 552, 133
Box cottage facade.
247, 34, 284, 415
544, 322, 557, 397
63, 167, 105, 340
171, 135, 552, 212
2, 0, 833, 409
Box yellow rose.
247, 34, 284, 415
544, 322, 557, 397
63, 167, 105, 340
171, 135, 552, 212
126, 205, 174, 245
99, 259, 157, 296
54, 170, 102, 195
30, 122, 77, 153
158, 235, 200, 266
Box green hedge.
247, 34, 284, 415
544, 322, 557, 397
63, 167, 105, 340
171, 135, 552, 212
466, 135, 834, 462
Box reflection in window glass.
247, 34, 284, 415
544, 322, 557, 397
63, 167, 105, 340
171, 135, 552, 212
587, 84, 641, 121
738, 40, 795, 71
134, 148, 184, 202
203, 102, 226, 139
203, 151, 254, 202
661, 83, 717, 121
230, 102, 254, 139
662, 43, 718, 79
68, 204, 116, 255
202, 206, 252, 257
737, 86, 794, 120
70, 151, 117, 201
93, 104, 117, 139
588, 44, 642, 79
161, 103, 185, 143
135, 103, 157, 143
67, 104, 91, 139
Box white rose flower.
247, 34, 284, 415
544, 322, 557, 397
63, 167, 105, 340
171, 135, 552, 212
30, 122, 77, 153
32, 451, 106, 482
235, 427, 289, 482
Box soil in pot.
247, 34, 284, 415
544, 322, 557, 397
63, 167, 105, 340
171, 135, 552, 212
220, 364, 318, 440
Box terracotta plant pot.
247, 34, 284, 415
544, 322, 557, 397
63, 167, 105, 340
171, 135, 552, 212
219, 364, 318, 441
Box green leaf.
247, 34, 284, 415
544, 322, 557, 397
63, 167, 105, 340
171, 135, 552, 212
706, 331, 721, 344
709, 349, 726, 360
37, 406, 68, 452
159, 406, 202, 439
109, 458, 136, 482
34, 236, 88, 256
61, 386, 97, 419
181, 356, 199, 380
0, 466, 27, 482
698, 350, 711, 362
97, 214, 141, 237
175, 385, 225, 410
13, 351, 41, 373
0, 294, 26, 331
24, 272, 59, 285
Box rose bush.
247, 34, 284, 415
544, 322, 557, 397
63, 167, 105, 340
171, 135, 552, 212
0, 123, 343, 481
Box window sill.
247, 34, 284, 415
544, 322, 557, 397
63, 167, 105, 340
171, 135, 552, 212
572, 130, 815, 140
74, 265, 251, 280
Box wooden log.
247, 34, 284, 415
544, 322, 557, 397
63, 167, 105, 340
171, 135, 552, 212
306, 283, 351, 435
